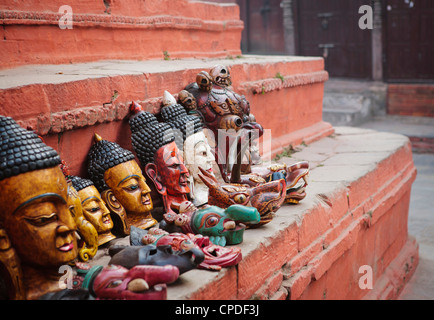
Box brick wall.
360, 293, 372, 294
388, 84, 434, 117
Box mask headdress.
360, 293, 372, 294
129, 102, 175, 167
87, 133, 136, 192
68, 175, 95, 192
0, 116, 61, 182
0, 115, 62, 300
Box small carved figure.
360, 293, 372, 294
184, 64, 263, 183
183, 65, 310, 204
178, 90, 198, 114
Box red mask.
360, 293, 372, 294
152, 141, 190, 196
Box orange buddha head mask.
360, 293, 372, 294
0, 116, 78, 270
87, 134, 156, 230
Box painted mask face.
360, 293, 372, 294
104, 159, 156, 230
184, 131, 215, 182
0, 167, 78, 267
78, 185, 113, 235
191, 204, 260, 246
154, 141, 190, 196
90, 264, 179, 300
66, 182, 98, 261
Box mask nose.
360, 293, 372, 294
139, 179, 151, 194
180, 163, 189, 177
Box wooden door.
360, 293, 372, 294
238, 0, 286, 54
296, 0, 372, 79
385, 0, 434, 82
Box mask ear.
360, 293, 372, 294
145, 163, 166, 195
100, 189, 130, 236
0, 228, 25, 300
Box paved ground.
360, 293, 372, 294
357, 116, 434, 300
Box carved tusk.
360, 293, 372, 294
223, 220, 236, 230
128, 279, 149, 292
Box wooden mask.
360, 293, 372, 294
145, 141, 190, 215
88, 133, 157, 231
66, 181, 99, 260
77, 184, 117, 246
0, 115, 79, 299
0, 166, 78, 299
104, 159, 157, 230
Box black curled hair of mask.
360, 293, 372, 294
87, 139, 136, 192
129, 111, 175, 167
0, 115, 61, 181
160, 104, 203, 150
68, 175, 94, 192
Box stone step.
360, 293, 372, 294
322, 93, 372, 126
114, 126, 417, 300
359, 115, 434, 154
0, 55, 333, 176
0, 0, 243, 69
322, 79, 387, 127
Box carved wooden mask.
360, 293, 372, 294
104, 159, 157, 230
76, 184, 116, 246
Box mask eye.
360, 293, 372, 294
107, 280, 123, 288
69, 206, 76, 217
124, 184, 139, 192
233, 194, 248, 204
205, 216, 219, 228
25, 213, 58, 226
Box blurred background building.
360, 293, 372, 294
210, 0, 434, 125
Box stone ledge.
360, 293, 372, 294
0, 0, 243, 69
165, 127, 417, 300
0, 55, 329, 177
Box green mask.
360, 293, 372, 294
191, 204, 260, 246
